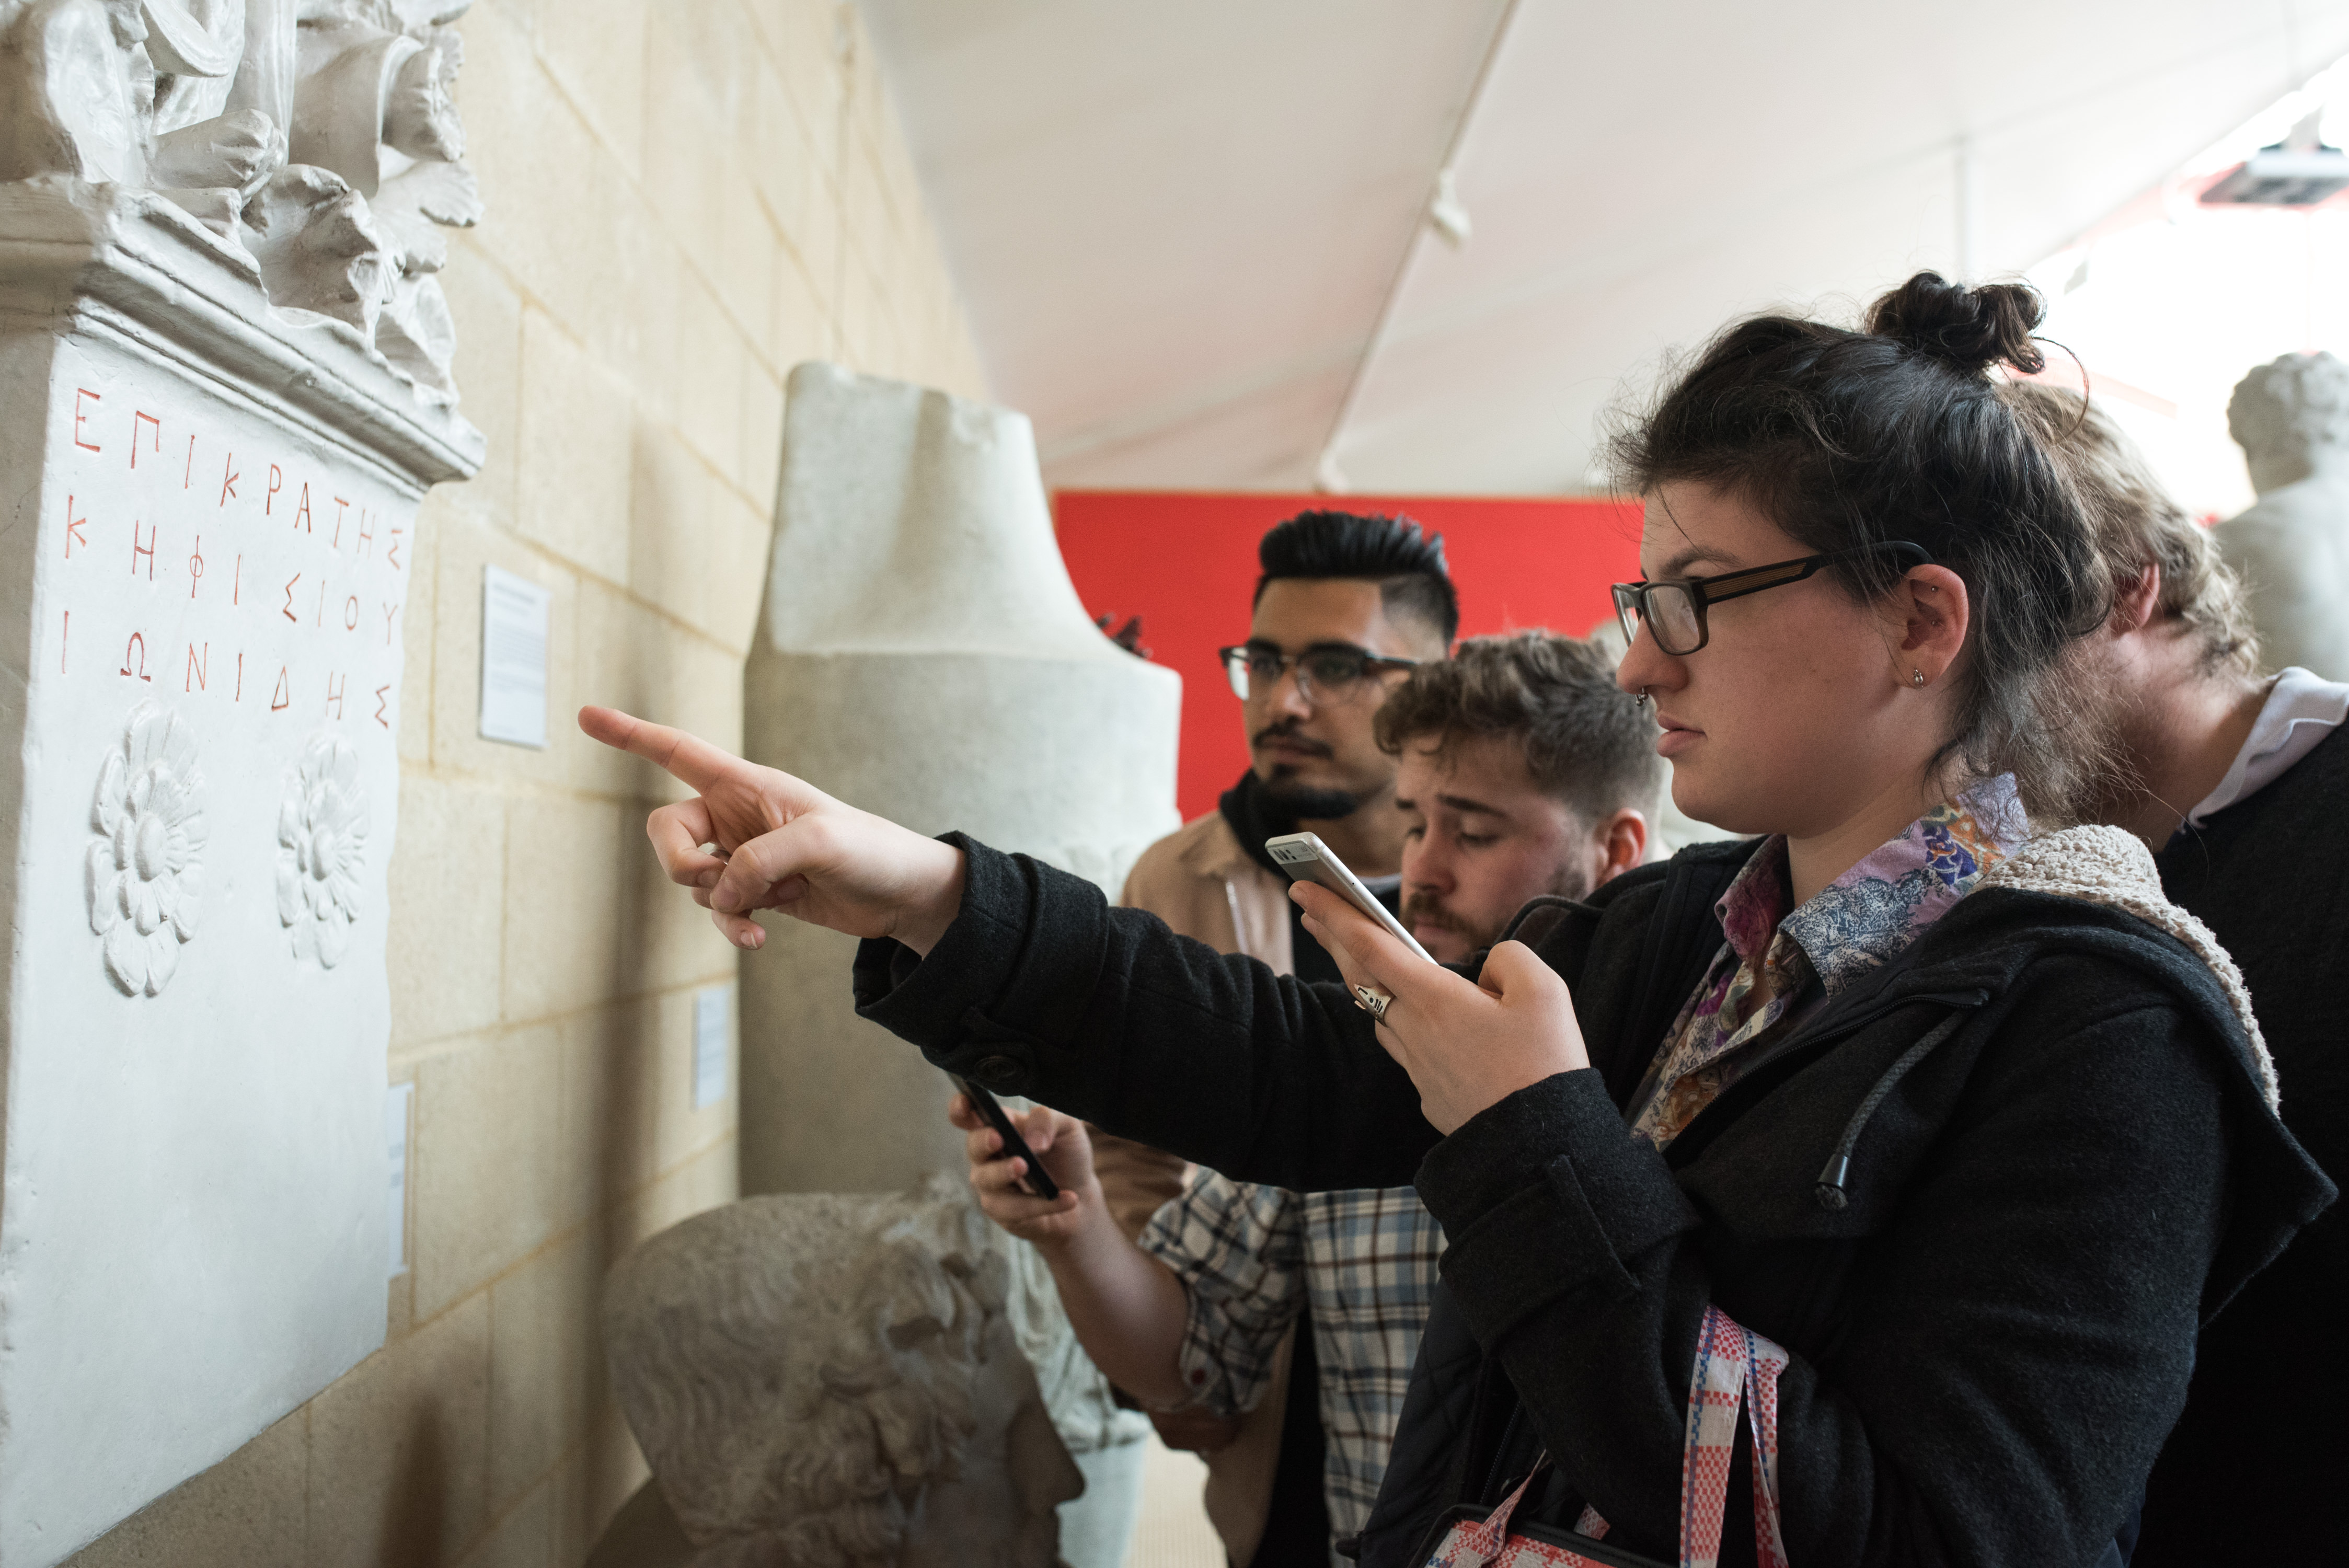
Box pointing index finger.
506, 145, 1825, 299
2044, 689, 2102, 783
578, 706, 735, 792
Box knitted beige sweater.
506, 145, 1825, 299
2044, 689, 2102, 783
1981, 824, 2279, 1112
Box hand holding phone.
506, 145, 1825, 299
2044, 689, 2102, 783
949, 1075, 1062, 1200
1265, 832, 1436, 964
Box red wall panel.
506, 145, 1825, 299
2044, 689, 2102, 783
1055, 490, 1644, 822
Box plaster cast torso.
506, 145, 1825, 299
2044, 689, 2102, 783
2216, 464, 2349, 682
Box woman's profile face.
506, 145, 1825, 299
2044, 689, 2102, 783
1617, 482, 1940, 841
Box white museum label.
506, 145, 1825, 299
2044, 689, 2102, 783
478, 564, 550, 747
387, 1081, 414, 1276
694, 986, 730, 1109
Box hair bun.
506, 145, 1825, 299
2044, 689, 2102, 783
1864, 271, 2046, 376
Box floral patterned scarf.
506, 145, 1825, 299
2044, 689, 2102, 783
1629, 777, 2025, 1149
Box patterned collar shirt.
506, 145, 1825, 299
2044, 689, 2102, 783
1629, 777, 2026, 1149
1139, 1175, 1443, 1560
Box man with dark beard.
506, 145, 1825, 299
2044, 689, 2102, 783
1093, 510, 1454, 1566
959, 632, 1660, 1567
1387, 633, 1659, 963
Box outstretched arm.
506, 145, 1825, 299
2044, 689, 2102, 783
578, 705, 965, 953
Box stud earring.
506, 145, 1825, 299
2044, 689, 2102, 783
1911, 668, 1927, 687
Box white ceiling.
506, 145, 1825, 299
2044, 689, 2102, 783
860, 1, 2349, 494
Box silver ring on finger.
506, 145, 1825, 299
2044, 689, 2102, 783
1352, 983, 1395, 1023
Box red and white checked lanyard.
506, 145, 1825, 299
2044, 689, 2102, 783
1424, 1304, 1791, 1568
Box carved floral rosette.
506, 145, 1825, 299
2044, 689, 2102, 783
85, 701, 208, 997
275, 729, 370, 966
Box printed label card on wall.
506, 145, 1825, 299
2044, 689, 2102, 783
0, 195, 480, 1566
479, 564, 550, 748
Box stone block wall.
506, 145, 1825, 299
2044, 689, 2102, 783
62, 3, 987, 1564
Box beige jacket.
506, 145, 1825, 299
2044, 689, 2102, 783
1104, 806, 1302, 1565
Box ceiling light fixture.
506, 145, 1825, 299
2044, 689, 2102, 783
2201, 108, 2349, 205
1427, 168, 1472, 247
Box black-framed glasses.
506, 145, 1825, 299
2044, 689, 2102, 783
1218, 641, 1419, 702
1610, 541, 1932, 656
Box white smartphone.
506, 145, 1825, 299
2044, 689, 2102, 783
1264, 832, 1436, 964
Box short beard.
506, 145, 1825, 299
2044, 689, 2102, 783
1260, 778, 1361, 821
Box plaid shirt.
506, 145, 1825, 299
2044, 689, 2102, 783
1138, 1171, 1446, 1549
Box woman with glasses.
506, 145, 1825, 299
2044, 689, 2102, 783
582, 272, 2330, 1568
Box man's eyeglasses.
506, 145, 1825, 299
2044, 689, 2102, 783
1610, 541, 1932, 656
1218, 642, 1419, 703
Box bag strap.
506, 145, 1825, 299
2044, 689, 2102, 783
1679, 1304, 1790, 1568
1437, 1305, 1791, 1568
1574, 1304, 1790, 1568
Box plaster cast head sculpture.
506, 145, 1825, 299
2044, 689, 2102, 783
2228, 350, 2349, 493
605, 1186, 1085, 1568
2216, 350, 2349, 680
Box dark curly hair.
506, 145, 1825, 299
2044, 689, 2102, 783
1374, 632, 1664, 826
1607, 271, 2113, 821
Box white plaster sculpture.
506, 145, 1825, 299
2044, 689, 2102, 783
0, 0, 481, 404
738, 367, 1176, 1564
2219, 350, 2349, 681
743, 363, 1182, 1196
276, 729, 369, 966
0, 3, 480, 1559
602, 1182, 1090, 1568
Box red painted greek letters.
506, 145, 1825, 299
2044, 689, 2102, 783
188, 536, 204, 597
270, 666, 290, 711
64, 494, 86, 558
132, 411, 159, 466
218, 452, 237, 505
73, 389, 101, 452
185, 643, 206, 693
282, 573, 300, 622
325, 672, 344, 720
374, 685, 391, 730
120, 632, 151, 682
131, 521, 155, 579
267, 464, 283, 515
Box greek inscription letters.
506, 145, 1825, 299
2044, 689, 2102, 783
132, 412, 159, 467
271, 667, 291, 711
64, 494, 87, 558
267, 465, 283, 515
325, 673, 345, 721
185, 644, 206, 694
282, 574, 300, 622
73, 389, 101, 452
189, 537, 205, 598
120, 633, 150, 682
131, 521, 155, 580
218, 453, 237, 506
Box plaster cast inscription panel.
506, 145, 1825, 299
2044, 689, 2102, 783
0, 331, 415, 1563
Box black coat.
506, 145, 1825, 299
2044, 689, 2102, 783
854, 836, 2333, 1568
2137, 721, 2349, 1562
